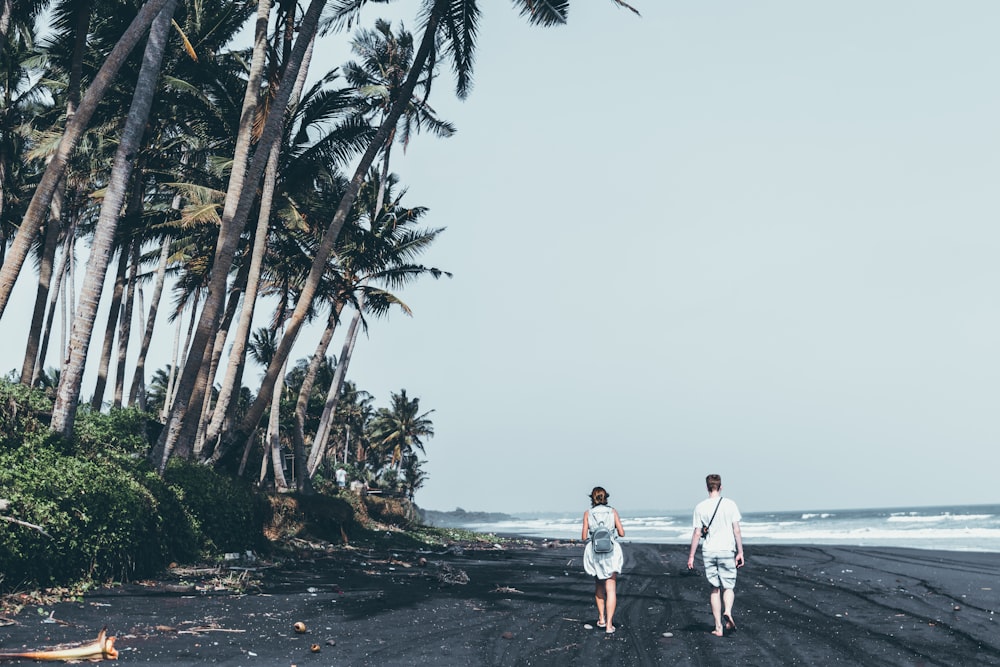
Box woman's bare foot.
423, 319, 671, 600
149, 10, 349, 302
605, 625, 616, 635
711, 627, 724, 637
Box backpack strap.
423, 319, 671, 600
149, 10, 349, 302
589, 506, 614, 536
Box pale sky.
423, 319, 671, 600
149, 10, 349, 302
3, 1, 999, 515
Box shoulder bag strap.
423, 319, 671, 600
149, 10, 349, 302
706, 497, 723, 531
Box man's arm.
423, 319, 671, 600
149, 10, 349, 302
687, 528, 700, 569
733, 521, 745, 567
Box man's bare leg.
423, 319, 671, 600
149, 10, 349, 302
710, 587, 724, 636
723, 588, 736, 629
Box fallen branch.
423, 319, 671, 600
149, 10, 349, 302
0, 500, 51, 538
0, 627, 118, 661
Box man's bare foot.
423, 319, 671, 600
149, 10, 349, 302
724, 613, 736, 630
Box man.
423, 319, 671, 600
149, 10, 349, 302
335, 467, 348, 489
687, 474, 745, 637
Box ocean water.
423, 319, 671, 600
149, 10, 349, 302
454, 504, 1000, 553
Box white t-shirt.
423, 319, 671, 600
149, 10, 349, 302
692, 496, 741, 553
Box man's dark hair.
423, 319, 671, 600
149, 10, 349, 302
706, 474, 722, 492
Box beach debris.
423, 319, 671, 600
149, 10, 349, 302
491, 586, 523, 595
310, 644, 321, 653
293, 621, 307, 634
501, 631, 514, 640
662, 632, 674, 638
417, 557, 428, 567
326, 639, 337, 647
435, 564, 469, 585
953, 605, 962, 611
177, 626, 246, 634
543, 643, 579, 654
0, 627, 118, 661
584, 624, 594, 630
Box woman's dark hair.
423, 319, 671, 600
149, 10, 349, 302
589, 487, 609, 507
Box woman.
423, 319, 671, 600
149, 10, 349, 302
582, 486, 625, 634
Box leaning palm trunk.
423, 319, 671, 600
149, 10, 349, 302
90, 247, 129, 410
308, 303, 362, 477
204, 33, 318, 456
0, 0, 173, 318
50, 0, 178, 437
220, 6, 445, 466
128, 233, 172, 407
153, 0, 324, 473
290, 305, 340, 492
195, 0, 279, 454
201, 145, 279, 450
192, 256, 251, 456
20, 202, 62, 385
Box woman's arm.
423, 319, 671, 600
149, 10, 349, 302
581, 511, 590, 540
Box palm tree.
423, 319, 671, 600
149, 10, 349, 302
368, 388, 433, 475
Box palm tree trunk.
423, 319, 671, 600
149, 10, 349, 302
20, 206, 61, 385
290, 305, 340, 492
308, 304, 363, 477
90, 246, 129, 410
0, 0, 173, 318
154, 0, 324, 472
113, 242, 140, 407
33, 227, 71, 386
222, 5, 445, 462
193, 253, 252, 455
60, 229, 77, 373
267, 356, 289, 492
128, 232, 172, 407
50, 0, 179, 437
0, 0, 11, 53
200, 142, 280, 449
161, 300, 191, 421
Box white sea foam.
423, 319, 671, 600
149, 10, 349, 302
447, 504, 1000, 553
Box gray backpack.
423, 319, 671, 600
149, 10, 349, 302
589, 507, 615, 553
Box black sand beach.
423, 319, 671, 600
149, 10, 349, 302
1, 540, 997, 665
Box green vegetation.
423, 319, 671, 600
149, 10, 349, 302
0, 380, 439, 595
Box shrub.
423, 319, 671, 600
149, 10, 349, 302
73, 407, 153, 459
0, 380, 59, 452
163, 460, 269, 554
0, 447, 166, 589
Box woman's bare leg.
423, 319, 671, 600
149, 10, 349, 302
605, 575, 618, 633
594, 579, 607, 626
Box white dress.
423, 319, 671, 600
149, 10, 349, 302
583, 506, 624, 580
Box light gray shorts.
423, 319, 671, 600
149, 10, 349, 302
702, 551, 737, 589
